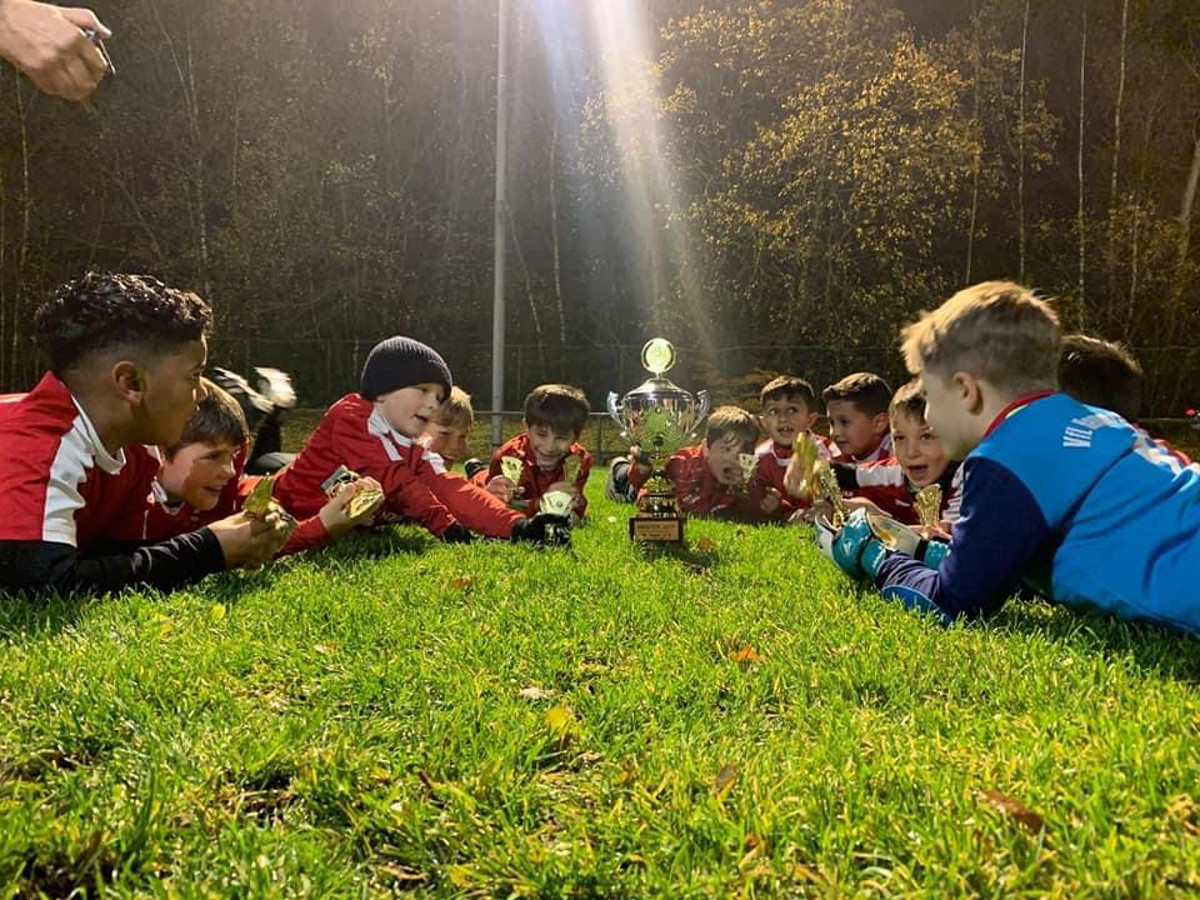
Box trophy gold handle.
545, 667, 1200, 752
693, 390, 712, 434
606, 392, 624, 432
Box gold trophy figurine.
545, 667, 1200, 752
562, 454, 582, 485
608, 339, 710, 543
814, 460, 849, 529
242, 473, 297, 528
500, 456, 524, 488
737, 453, 757, 495
788, 432, 823, 500
914, 484, 943, 529
319, 464, 384, 518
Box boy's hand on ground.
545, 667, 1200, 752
439, 522, 474, 544
760, 487, 782, 516
318, 477, 384, 537
0, 1, 110, 101
485, 475, 515, 504
211, 511, 293, 569
789, 500, 830, 525
511, 512, 571, 547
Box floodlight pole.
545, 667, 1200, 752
490, 0, 509, 447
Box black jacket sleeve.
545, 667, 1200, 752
0, 529, 226, 597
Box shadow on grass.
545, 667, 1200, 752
0, 527, 436, 641
983, 598, 1200, 686
635, 540, 720, 575
0, 590, 106, 643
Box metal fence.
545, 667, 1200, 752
212, 338, 1200, 418
209, 339, 911, 408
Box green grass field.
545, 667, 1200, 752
3, 440, 1200, 896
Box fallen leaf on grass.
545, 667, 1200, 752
210, 603, 226, 620
696, 537, 717, 551
785, 862, 821, 883
729, 646, 763, 664
978, 789, 1045, 833
518, 686, 553, 701
545, 705, 576, 736
313, 642, 339, 655
451, 576, 474, 590
713, 763, 739, 799
376, 864, 427, 885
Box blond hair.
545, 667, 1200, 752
900, 281, 1060, 395
434, 386, 475, 428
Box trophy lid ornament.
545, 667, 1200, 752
641, 338, 676, 377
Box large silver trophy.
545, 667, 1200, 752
608, 339, 711, 542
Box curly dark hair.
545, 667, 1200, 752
34, 272, 212, 372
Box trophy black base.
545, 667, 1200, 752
630, 515, 684, 543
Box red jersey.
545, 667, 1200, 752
831, 431, 894, 465
751, 435, 836, 520
836, 457, 962, 526
274, 393, 521, 538
108, 443, 330, 556
0, 373, 162, 549
474, 433, 592, 518
629, 443, 758, 519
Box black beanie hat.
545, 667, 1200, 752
360, 336, 453, 401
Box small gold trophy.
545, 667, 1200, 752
737, 453, 757, 494
914, 484, 943, 528
608, 339, 710, 542
788, 432, 823, 500
562, 454, 582, 485
500, 456, 524, 488
319, 464, 384, 518
242, 473, 296, 527
814, 460, 848, 529
540, 489, 575, 518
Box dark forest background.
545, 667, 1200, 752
1, 0, 1198, 413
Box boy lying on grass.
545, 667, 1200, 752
611, 406, 763, 521
0, 273, 290, 595
273, 336, 568, 546
819, 280, 1200, 637
108, 380, 381, 555
751, 376, 834, 522
470, 383, 593, 521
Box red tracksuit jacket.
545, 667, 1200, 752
473, 433, 593, 518
629, 443, 759, 519
274, 393, 522, 538
831, 431, 894, 464
750, 434, 836, 520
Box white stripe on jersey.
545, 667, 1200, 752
42, 402, 126, 545
368, 407, 413, 463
